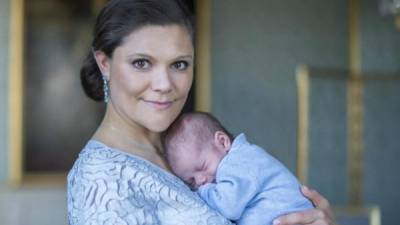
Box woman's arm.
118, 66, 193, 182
272, 186, 338, 225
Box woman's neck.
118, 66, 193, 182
93, 106, 169, 170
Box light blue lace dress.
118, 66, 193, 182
67, 140, 232, 225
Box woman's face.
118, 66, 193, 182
98, 25, 194, 132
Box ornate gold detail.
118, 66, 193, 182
195, 0, 211, 112
348, 0, 363, 206
296, 65, 310, 185
8, 0, 24, 186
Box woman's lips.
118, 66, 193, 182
142, 99, 174, 110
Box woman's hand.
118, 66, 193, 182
273, 186, 338, 225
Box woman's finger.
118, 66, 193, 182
273, 209, 319, 225
273, 185, 338, 225
274, 209, 332, 225
301, 185, 336, 221
301, 185, 330, 209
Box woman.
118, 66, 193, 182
67, 0, 337, 224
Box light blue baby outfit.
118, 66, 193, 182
198, 133, 313, 225
67, 140, 232, 225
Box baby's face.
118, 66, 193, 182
171, 142, 227, 189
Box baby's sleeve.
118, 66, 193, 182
197, 161, 263, 221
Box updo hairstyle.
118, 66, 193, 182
80, 0, 195, 101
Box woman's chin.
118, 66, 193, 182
148, 109, 183, 132
145, 117, 176, 133
148, 124, 169, 133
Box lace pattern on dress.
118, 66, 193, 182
67, 140, 232, 225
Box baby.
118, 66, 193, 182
164, 112, 314, 225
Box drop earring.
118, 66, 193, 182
102, 74, 109, 103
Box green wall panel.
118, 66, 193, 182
360, 1, 400, 225
0, 0, 10, 183
210, 0, 348, 203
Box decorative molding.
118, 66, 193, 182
348, 0, 363, 206
194, 0, 211, 112
396, 14, 400, 29
296, 65, 310, 185
334, 205, 381, 225
8, 0, 24, 186
296, 64, 400, 208
349, 0, 361, 76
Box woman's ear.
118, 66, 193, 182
214, 131, 231, 154
93, 50, 111, 79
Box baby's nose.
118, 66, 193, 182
195, 176, 207, 186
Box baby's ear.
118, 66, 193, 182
214, 131, 231, 153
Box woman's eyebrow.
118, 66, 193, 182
126, 53, 192, 61
127, 53, 152, 59
176, 55, 193, 59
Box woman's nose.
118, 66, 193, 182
151, 67, 172, 93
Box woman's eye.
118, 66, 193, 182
132, 59, 150, 69
171, 61, 189, 71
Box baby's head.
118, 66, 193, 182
164, 112, 234, 189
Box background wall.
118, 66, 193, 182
361, 0, 400, 224
0, 0, 10, 183
210, 1, 400, 225
211, 0, 348, 201
0, 186, 67, 225
361, 0, 400, 72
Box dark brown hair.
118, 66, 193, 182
163, 112, 234, 158
80, 0, 195, 101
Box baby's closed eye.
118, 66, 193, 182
185, 177, 195, 187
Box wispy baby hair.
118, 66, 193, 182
163, 112, 233, 160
